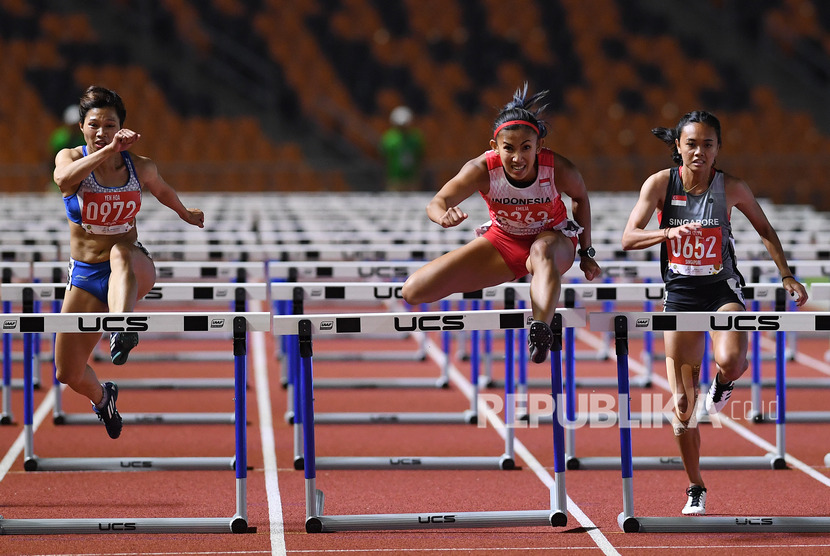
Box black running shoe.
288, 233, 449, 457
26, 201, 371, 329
110, 331, 139, 365
527, 320, 554, 364
94, 382, 122, 439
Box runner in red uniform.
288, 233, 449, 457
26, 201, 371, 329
402, 84, 601, 363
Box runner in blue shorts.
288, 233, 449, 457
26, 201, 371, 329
53, 86, 204, 439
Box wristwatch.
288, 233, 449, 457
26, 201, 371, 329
577, 246, 595, 258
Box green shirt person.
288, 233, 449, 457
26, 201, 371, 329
380, 106, 425, 191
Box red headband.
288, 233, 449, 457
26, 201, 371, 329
493, 119, 540, 138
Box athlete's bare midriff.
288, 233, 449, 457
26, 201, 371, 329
68, 220, 138, 263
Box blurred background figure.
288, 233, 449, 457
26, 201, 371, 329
49, 104, 84, 157
380, 105, 425, 191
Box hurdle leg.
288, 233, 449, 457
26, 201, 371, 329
295, 320, 327, 532
1, 300, 12, 423
611, 316, 639, 532
231, 316, 249, 532
564, 325, 577, 467
502, 329, 516, 467
774, 330, 786, 461
549, 314, 567, 524
749, 324, 763, 421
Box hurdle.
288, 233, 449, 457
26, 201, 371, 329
274, 284, 541, 468
9, 311, 269, 473
591, 310, 830, 533
574, 308, 807, 471
0, 310, 268, 534
274, 309, 585, 470
745, 282, 830, 424
267, 260, 429, 388
266, 259, 426, 282
1, 283, 267, 425
272, 309, 581, 531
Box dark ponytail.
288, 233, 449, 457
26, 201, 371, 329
492, 82, 550, 139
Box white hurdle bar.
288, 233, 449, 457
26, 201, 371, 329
0, 311, 269, 534
271, 282, 430, 366
272, 309, 583, 532
6, 311, 270, 474
1, 283, 268, 426
590, 311, 830, 533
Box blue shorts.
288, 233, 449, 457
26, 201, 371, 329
663, 278, 746, 312
67, 259, 111, 304
66, 242, 151, 304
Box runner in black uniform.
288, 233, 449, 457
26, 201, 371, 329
621, 110, 807, 515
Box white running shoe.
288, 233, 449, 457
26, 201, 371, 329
705, 374, 734, 414
682, 485, 707, 515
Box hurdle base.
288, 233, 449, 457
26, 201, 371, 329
313, 410, 475, 425
0, 414, 13, 425
617, 512, 830, 533
312, 377, 448, 389
567, 455, 784, 471
53, 412, 236, 425
113, 378, 236, 389
754, 411, 830, 424
485, 375, 651, 390
0, 516, 249, 534
313, 350, 426, 362
93, 351, 235, 363
24, 456, 236, 472
313, 455, 517, 471
305, 509, 565, 533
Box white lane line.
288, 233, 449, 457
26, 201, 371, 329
251, 300, 287, 556
423, 338, 621, 556
0, 388, 55, 482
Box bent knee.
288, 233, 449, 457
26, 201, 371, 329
401, 280, 428, 306
716, 356, 747, 381
54, 365, 78, 386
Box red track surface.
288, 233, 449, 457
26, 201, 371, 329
1, 300, 830, 555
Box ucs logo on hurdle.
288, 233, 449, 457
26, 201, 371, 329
77, 316, 149, 332
393, 315, 465, 331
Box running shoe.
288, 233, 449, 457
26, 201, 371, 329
110, 331, 139, 365
93, 381, 122, 439
704, 373, 734, 414
527, 320, 553, 364
682, 485, 707, 515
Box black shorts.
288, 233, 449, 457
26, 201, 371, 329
663, 277, 745, 312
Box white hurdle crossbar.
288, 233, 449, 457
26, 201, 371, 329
0, 310, 270, 534
8, 311, 269, 474
590, 310, 830, 533
1, 283, 267, 427
271, 282, 430, 366
272, 308, 584, 532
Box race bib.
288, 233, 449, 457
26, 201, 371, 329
81, 190, 140, 233
667, 227, 723, 276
